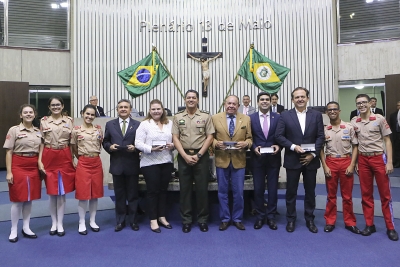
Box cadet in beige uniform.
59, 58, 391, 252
351, 94, 398, 241
3, 104, 41, 242
172, 90, 215, 233
320, 101, 360, 234
71, 104, 104, 235
38, 96, 76, 237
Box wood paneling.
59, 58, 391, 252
0, 81, 30, 168
385, 74, 400, 120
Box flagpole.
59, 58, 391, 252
153, 46, 184, 100
217, 44, 253, 113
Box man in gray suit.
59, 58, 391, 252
238, 95, 256, 115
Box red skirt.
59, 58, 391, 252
42, 147, 76, 195
75, 156, 104, 200
9, 155, 42, 202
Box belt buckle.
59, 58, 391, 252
188, 149, 194, 154
335, 155, 341, 158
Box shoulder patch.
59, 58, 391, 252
42, 116, 48, 121
5, 134, 11, 140
73, 126, 81, 130
95, 124, 101, 129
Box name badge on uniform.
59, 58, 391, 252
373, 122, 378, 126
64, 124, 69, 128
17, 134, 28, 138
342, 135, 350, 140
343, 129, 349, 134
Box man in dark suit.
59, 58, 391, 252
389, 101, 400, 168
90, 95, 106, 117
349, 109, 359, 121
271, 93, 285, 113
370, 97, 384, 116
250, 92, 281, 230
103, 99, 141, 232
275, 87, 325, 233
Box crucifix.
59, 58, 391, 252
187, 37, 223, 97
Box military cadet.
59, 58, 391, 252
172, 89, 215, 233
38, 96, 76, 237
320, 101, 360, 234
351, 94, 398, 241
4, 104, 42, 243
71, 104, 104, 235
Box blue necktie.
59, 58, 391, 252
229, 115, 235, 137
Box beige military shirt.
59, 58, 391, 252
324, 121, 358, 156
351, 114, 391, 153
40, 116, 73, 146
3, 123, 42, 153
70, 125, 103, 155
172, 109, 215, 149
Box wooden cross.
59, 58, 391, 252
187, 38, 223, 97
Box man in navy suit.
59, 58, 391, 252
103, 99, 141, 232
250, 92, 281, 230
275, 87, 325, 233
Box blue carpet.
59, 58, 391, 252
1, 169, 400, 266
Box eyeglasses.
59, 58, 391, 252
50, 103, 62, 107
356, 101, 369, 106
89, 99, 98, 101
326, 108, 339, 112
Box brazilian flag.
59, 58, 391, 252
118, 51, 169, 98
238, 47, 290, 94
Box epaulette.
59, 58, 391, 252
42, 116, 48, 121
67, 116, 74, 123
356, 118, 362, 122
199, 110, 209, 114
95, 124, 101, 129
74, 126, 81, 130
326, 125, 332, 130
340, 124, 346, 129
177, 109, 185, 114
369, 116, 376, 121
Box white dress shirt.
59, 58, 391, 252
290, 108, 307, 151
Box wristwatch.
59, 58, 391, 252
197, 153, 202, 158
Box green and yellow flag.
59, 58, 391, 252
238, 47, 290, 94
118, 51, 169, 98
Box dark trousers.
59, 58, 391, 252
141, 163, 173, 220
112, 174, 139, 224
285, 167, 317, 222
252, 164, 280, 220
392, 132, 400, 165
178, 151, 209, 224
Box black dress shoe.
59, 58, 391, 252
219, 222, 230, 231
57, 231, 65, 237
22, 229, 38, 239
49, 229, 57, 236
387, 229, 399, 241
233, 222, 246, 230
306, 221, 318, 233
79, 229, 87, 235
131, 223, 140, 231
151, 227, 161, 233
254, 219, 264, 230
345, 225, 361, 234
266, 219, 278, 230
199, 223, 208, 232
286, 222, 295, 233
182, 223, 191, 233
115, 222, 126, 232
158, 220, 172, 229
324, 225, 335, 233
90, 226, 100, 232
361, 225, 376, 236
9, 236, 18, 243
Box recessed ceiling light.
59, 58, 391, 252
60, 2, 68, 8
355, 85, 364, 89
51, 3, 60, 9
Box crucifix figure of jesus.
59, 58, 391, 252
188, 53, 221, 95
187, 38, 222, 97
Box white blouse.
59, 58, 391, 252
135, 119, 173, 168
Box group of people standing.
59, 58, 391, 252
4, 97, 104, 242
3, 87, 398, 242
